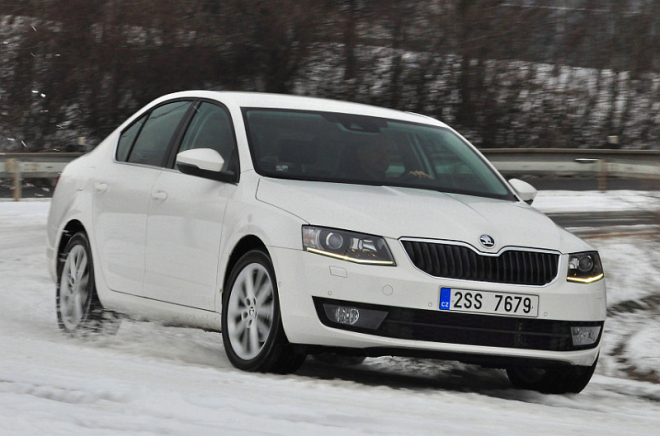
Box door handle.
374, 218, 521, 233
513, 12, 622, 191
151, 191, 168, 201
94, 182, 108, 193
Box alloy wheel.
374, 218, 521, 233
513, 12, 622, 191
225, 263, 275, 360
59, 244, 90, 331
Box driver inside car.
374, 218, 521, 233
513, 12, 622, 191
354, 135, 430, 181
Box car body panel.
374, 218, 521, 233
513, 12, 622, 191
92, 161, 159, 295
143, 168, 235, 309
255, 177, 589, 254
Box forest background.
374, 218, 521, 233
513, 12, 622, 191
1, 0, 659, 152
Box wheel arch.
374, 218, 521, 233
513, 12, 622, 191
222, 235, 269, 293
57, 220, 88, 266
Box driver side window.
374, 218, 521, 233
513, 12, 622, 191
126, 101, 192, 167
178, 102, 238, 173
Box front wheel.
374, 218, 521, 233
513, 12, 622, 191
221, 250, 305, 374
506, 356, 598, 394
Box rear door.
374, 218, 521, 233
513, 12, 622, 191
92, 100, 193, 295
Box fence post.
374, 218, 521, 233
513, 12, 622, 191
6, 158, 22, 201
598, 159, 608, 192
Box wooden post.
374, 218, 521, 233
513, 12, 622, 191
598, 158, 607, 192
7, 158, 21, 201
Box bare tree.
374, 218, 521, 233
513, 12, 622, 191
1, 0, 659, 151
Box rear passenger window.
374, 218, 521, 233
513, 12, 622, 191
116, 116, 146, 162
126, 101, 192, 167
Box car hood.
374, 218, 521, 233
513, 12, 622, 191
256, 178, 573, 254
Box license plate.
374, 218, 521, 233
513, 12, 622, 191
439, 288, 539, 318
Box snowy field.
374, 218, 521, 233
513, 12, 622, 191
1, 193, 660, 436
533, 190, 660, 213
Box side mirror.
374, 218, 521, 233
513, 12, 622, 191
176, 148, 237, 183
508, 178, 537, 205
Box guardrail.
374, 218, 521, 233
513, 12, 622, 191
482, 148, 660, 191
0, 152, 83, 201
1, 149, 659, 200
483, 148, 660, 179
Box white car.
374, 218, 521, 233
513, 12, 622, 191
47, 91, 606, 393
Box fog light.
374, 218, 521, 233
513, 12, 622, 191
335, 307, 360, 325
571, 326, 601, 346
323, 303, 388, 330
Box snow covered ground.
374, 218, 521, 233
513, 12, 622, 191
533, 190, 660, 213
1, 193, 659, 436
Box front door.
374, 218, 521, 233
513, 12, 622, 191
143, 101, 239, 309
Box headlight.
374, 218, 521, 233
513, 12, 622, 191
302, 226, 395, 265
567, 251, 604, 283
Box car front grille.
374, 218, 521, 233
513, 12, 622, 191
401, 240, 559, 286
314, 298, 603, 352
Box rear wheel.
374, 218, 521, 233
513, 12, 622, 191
221, 250, 306, 373
506, 357, 598, 394
56, 232, 119, 334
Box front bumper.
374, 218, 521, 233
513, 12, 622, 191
313, 297, 603, 353
270, 242, 606, 367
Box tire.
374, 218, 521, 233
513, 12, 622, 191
506, 356, 598, 394
56, 232, 120, 335
221, 250, 306, 374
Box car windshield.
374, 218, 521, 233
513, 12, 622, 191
243, 109, 514, 200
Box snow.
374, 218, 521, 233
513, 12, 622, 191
533, 190, 660, 213
589, 237, 660, 305
626, 323, 660, 377
1, 194, 660, 436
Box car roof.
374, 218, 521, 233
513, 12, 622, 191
152, 90, 448, 128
